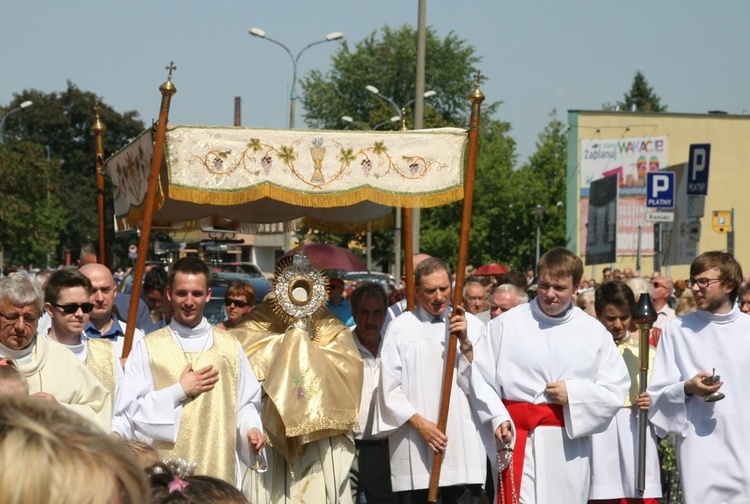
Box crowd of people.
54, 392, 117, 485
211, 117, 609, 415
0, 246, 749, 503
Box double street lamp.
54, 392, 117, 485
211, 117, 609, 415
248, 27, 343, 129
0, 100, 33, 144
365, 85, 437, 126
340, 115, 401, 130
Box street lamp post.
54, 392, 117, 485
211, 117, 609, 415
365, 86, 437, 277
534, 205, 545, 273
365, 85, 437, 125
248, 27, 343, 129
0, 100, 33, 144
248, 27, 343, 252
340, 115, 400, 130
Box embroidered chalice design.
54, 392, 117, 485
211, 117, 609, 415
309, 135, 326, 183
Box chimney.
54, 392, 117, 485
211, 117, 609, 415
234, 97, 241, 126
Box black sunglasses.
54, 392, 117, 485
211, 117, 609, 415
51, 302, 95, 314
225, 298, 249, 308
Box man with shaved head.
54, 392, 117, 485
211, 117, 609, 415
79, 263, 145, 359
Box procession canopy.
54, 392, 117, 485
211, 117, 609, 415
103, 125, 468, 232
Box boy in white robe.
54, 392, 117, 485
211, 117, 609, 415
648, 251, 750, 503
589, 280, 661, 503
115, 257, 265, 486
470, 247, 630, 504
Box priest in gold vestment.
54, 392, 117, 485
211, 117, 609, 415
233, 253, 363, 504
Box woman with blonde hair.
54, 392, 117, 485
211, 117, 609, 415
0, 395, 149, 504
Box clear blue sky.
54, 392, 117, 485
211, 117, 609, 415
2, 1, 748, 165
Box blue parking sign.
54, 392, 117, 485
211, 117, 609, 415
687, 144, 710, 195
647, 172, 675, 208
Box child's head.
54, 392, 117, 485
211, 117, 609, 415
147, 463, 248, 503
122, 439, 161, 469
0, 358, 28, 395
595, 281, 635, 342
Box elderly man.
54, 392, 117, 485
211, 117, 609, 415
0, 274, 111, 431
651, 275, 676, 329
379, 257, 486, 503
79, 263, 145, 359
349, 281, 397, 504
463, 280, 490, 324
489, 284, 528, 319
648, 251, 750, 502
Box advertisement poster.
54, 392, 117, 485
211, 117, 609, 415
585, 175, 618, 265
579, 136, 668, 255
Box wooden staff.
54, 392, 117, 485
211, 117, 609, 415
427, 74, 484, 502
632, 292, 657, 495
91, 104, 109, 267
400, 111, 417, 311
404, 208, 415, 310
122, 62, 177, 359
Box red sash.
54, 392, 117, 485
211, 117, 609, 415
499, 400, 565, 504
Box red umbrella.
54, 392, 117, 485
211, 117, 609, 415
474, 263, 510, 276
278, 243, 367, 272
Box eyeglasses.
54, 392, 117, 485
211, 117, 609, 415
685, 278, 722, 289
50, 302, 95, 314
0, 312, 39, 326
225, 298, 249, 308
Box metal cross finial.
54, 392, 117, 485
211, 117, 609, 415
165, 61, 177, 81
93, 102, 100, 115
473, 70, 486, 90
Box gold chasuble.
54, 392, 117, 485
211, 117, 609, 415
146, 327, 238, 483
233, 299, 363, 466
85, 339, 116, 403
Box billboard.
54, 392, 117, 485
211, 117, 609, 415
580, 136, 668, 256
585, 175, 618, 265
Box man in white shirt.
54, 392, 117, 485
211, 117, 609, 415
379, 257, 486, 503
116, 257, 265, 486
349, 281, 396, 504
470, 247, 630, 504
648, 251, 750, 502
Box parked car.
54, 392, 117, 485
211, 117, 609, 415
208, 265, 273, 306
341, 271, 396, 298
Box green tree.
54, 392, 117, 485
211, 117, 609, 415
299, 24, 508, 271
605, 71, 667, 112
1, 82, 145, 265
0, 143, 66, 266
300, 24, 491, 131
421, 116, 517, 268
505, 112, 568, 270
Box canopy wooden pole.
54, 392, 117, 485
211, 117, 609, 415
91, 105, 108, 268
122, 62, 177, 359
427, 75, 484, 502
404, 208, 415, 310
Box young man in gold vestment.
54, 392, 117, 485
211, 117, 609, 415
115, 257, 265, 486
